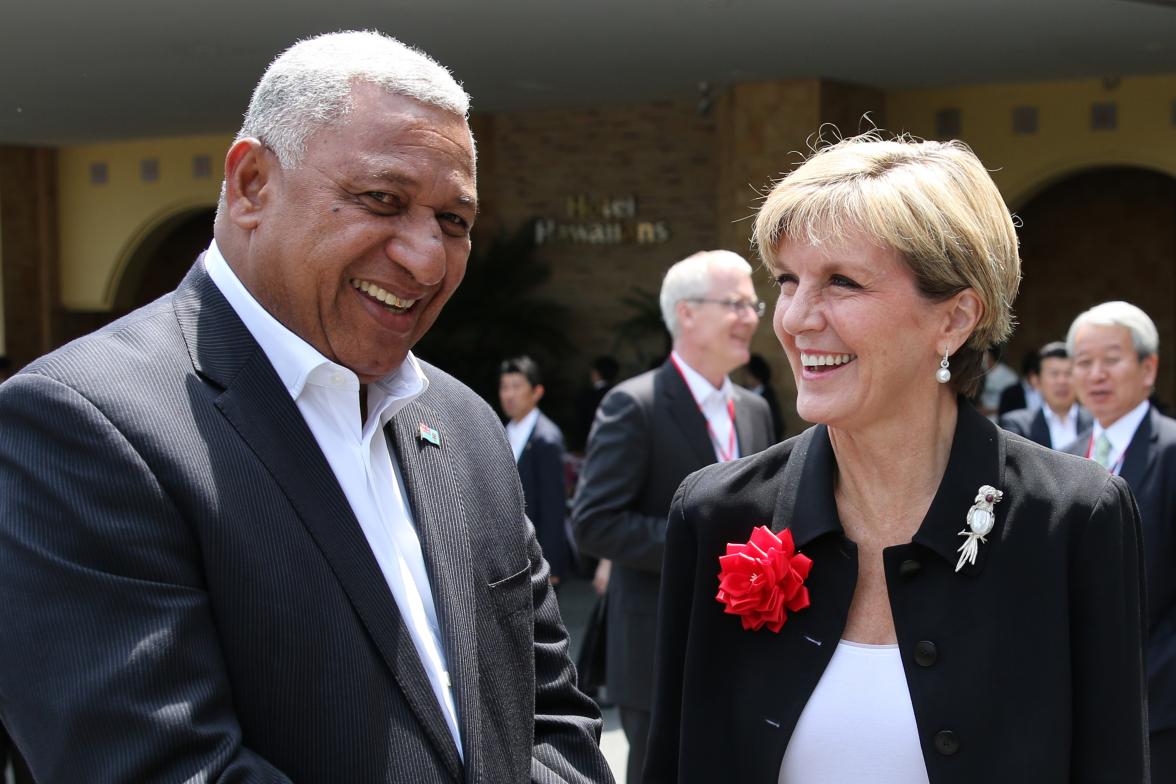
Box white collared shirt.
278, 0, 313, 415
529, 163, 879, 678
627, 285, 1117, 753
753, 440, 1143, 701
1041, 403, 1081, 450
671, 351, 740, 462
505, 407, 540, 462
1091, 398, 1151, 476
204, 241, 463, 756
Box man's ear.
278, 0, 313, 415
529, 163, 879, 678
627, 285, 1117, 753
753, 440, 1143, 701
223, 138, 273, 230
942, 288, 984, 354
532, 384, 546, 405
1142, 353, 1159, 390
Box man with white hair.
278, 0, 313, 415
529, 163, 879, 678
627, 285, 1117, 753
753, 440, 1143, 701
573, 250, 774, 782
1064, 300, 1176, 780
0, 31, 612, 783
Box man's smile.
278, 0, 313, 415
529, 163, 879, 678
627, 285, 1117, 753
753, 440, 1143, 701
351, 277, 417, 313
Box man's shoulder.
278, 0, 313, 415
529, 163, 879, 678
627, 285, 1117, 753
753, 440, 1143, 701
532, 410, 565, 443
606, 365, 662, 403
18, 295, 184, 390
998, 407, 1038, 434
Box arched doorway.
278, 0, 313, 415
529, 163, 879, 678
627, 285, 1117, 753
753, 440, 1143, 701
55, 207, 216, 346
1009, 167, 1176, 407
113, 207, 215, 311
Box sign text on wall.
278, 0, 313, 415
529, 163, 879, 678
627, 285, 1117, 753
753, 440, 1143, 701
534, 194, 670, 246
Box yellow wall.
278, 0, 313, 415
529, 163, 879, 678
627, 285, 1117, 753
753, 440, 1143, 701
51, 73, 1176, 312
57, 134, 230, 309
886, 74, 1176, 208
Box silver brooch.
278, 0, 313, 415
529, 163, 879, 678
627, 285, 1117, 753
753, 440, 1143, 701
955, 485, 1003, 572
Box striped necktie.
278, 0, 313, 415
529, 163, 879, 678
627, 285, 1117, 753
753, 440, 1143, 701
1093, 432, 1114, 470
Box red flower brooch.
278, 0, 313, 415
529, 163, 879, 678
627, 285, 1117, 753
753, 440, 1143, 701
716, 526, 812, 632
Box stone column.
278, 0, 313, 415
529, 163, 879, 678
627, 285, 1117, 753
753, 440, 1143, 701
0, 146, 57, 371
714, 80, 884, 435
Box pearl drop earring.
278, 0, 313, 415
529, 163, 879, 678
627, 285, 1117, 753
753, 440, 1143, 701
936, 349, 951, 384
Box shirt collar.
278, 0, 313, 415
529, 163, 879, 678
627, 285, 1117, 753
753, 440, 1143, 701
1041, 402, 1079, 426
203, 240, 428, 422
671, 350, 733, 408
506, 407, 540, 437
1092, 398, 1151, 455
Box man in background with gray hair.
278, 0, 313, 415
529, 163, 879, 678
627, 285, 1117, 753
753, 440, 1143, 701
573, 250, 774, 782
0, 31, 611, 783
1064, 300, 1176, 781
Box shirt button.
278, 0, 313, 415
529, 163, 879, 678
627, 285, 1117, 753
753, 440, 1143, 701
331, 373, 345, 386
934, 730, 960, 755
914, 640, 938, 667
899, 559, 922, 578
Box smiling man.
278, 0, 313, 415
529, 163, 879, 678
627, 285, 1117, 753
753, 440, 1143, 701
572, 249, 774, 783
1064, 300, 1176, 781
0, 31, 611, 784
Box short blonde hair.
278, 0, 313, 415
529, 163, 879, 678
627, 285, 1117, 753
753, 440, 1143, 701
753, 132, 1021, 397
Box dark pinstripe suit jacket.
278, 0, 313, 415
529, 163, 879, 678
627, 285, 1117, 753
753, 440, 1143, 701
0, 262, 612, 783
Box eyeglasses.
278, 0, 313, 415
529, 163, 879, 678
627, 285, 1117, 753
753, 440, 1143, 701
686, 298, 767, 318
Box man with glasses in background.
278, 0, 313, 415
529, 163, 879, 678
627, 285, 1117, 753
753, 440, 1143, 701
573, 250, 774, 782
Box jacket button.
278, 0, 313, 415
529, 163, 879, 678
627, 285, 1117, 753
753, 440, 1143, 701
899, 559, 922, 578
914, 640, 938, 667
934, 730, 960, 755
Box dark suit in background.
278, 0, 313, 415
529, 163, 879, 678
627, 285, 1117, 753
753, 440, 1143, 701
517, 412, 575, 582
1000, 406, 1092, 448
573, 360, 773, 779
1065, 404, 1176, 767
0, 265, 609, 782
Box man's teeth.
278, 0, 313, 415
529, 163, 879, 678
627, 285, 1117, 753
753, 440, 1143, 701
351, 279, 416, 311
800, 352, 856, 368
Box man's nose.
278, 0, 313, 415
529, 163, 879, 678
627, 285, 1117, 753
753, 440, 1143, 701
385, 213, 446, 286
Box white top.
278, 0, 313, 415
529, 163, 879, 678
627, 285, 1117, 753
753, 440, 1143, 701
779, 641, 929, 784
204, 242, 463, 756
671, 350, 740, 461
1092, 398, 1151, 476
1042, 402, 1081, 450
505, 407, 540, 462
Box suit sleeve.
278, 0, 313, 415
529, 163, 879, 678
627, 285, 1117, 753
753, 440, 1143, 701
532, 425, 572, 579
0, 373, 292, 783
524, 517, 615, 784
572, 387, 667, 573
1069, 474, 1149, 781
642, 477, 698, 784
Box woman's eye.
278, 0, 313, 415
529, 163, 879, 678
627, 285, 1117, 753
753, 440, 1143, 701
774, 273, 798, 289
830, 275, 860, 289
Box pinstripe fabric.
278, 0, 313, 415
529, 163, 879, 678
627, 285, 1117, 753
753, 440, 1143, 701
0, 261, 612, 783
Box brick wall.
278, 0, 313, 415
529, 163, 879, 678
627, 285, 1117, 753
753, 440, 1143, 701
475, 100, 720, 383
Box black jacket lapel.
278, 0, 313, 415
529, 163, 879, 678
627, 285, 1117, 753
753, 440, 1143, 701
661, 361, 721, 466
174, 263, 463, 781
1120, 406, 1159, 489
387, 403, 478, 780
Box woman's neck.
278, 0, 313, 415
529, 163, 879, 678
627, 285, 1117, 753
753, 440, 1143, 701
829, 393, 959, 545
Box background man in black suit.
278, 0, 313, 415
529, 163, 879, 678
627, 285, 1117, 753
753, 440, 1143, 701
572, 355, 619, 453
999, 341, 1090, 448
0, 31, 611, 783
500, 356, 574, 586
1064, 300, 1176, 781
572, 249, 775, 782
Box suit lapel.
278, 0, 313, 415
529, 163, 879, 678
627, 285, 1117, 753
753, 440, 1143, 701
1119, 406, 1159, 489
661, 361, 717, 465
174, 264, 463, 781
387, 403, 478, 780
1031, 409, 1051, 447
734, 389, 765, 456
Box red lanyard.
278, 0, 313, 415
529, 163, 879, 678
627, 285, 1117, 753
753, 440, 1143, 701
669, 354, 737, 462
1085, 433, 1126, 475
